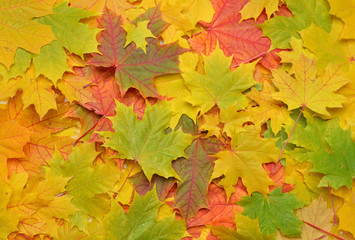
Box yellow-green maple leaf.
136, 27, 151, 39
123, 20, 155, 53
49, 143, 120, 218
106, 189, 186, 240
271, 39, 350, 116
212, 127, 278, 198
0, 0, 56, 69
183, 44, 256, 116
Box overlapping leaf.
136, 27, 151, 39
90, 7, 184, 98
189, 0, 271, 66
0, 0, 354, 239
100, 100, 192, 181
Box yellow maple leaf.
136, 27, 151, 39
248, 82, 292, 133
69, 0, 133, 15
271, 38, 350, 116
212, 127, 278, 198
138, 0, 214, 33
300, 20, 355, 72
220, 105, 250, 137
0, 121, 31, 159
338, 200, 355, 237
160, 25, 190, 48
13, 64, 57, 118
114, 161, 141, 205
240, 0, 280, 20
328, 0, 355, 39
200, 113, 221, 138
0, 0, 57, 69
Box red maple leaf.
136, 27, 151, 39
189, 0, 271, 68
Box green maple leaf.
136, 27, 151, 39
261, 0, 331, 49
106, 189, 185, 240
238, 187, 305, 237
100, 100, 192, 181
288, 112, 355, 189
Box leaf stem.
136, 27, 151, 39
328, 183, 337, 226
117, 160, 137, 193
302, 220, 344, 240
74, 120, 99, 145
83, 66, 115, 88
271, 105, 305, 174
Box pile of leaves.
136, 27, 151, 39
0, 0, 354, 239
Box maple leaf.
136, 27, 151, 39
89, 7, 184, 98
287, 112, 355, 189
294, 195, 333, 240
186, 182, 247, 227
182, 44, 257, 116
0, 48, 32, 82
129, 170, 175, 201
0, 0, 56, 69
260, 0, 332, 49
58, 69, 93, 105
0, 121, 31, 159
247, 82, 293, 134
48, 143, 120, 217
123, 20, 155, 53
212, 127, 279, 198
138, 0, 215, 34
8, 64, 57, 118
189, 0, 271, 67
238, 187, 305, 237
69, 0, 133, 16
32, 40, 71, 85
0, 174, 21, 238
37, 1, 100, 58
328, 0, 355, 39
100, 100, 192, 181
271, 38, 350, 116
300, 19, 355, 74
240, 0, 280, 20
210, 212, 273, 240
155, 52, 200, 128
173, 137, 222, 219
106, 189, 186, 240
220, 105, 250, 137
338, 199, 355, 237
